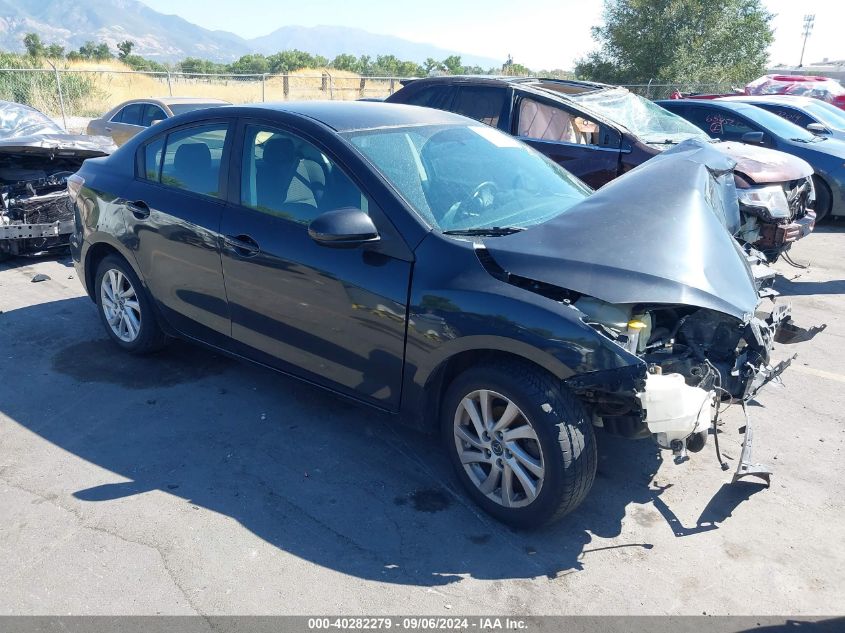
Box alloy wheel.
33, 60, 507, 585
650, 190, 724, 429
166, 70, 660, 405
453, 389, 545, 508
100, 268, 142, 343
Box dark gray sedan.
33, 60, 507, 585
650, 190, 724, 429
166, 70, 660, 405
659, 98, 845, 220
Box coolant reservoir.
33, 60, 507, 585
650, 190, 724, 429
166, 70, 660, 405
574, 297, 633, 330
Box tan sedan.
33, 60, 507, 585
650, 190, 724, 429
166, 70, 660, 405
86, 97, 231, 146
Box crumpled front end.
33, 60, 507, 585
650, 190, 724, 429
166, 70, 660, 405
477, 141, 791, 480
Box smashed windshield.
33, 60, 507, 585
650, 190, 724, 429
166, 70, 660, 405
0, 100, 64, 138
344, 124, 592, 234
571, 88, 709, 145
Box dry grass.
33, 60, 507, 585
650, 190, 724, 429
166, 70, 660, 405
48, 61, 399, 117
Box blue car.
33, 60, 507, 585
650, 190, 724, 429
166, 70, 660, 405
719, 95, 845, 142
658, 98, 845, 220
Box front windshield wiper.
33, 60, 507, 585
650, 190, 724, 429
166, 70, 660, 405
442, 226, 525, 236
644, 138, 679, 145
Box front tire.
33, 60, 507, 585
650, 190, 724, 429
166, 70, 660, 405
812, 175, 832, 223
442, 361, 596, 528
95, 254, 166, 354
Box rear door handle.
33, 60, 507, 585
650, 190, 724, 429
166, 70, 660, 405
224, 234, 260, 257
104, 126, 112, 132
126, 200, 150, 219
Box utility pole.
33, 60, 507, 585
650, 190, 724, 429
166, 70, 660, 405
799, 14, 815, 68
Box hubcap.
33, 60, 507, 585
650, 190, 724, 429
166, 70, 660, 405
453, 389, 545, 509
100, 268, 141, 343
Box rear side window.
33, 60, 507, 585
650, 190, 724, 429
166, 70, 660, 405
114, 103, 143, 126
452, 87, 507, 127
401, 86, 456, 110
140, 104, 167, 127
154, 124, 228, 198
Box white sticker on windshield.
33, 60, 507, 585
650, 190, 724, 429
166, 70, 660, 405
469, 125, 523, 148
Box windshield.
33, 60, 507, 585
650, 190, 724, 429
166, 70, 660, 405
344, 124, 592, 233
0, 101, 64, 138
168, 102, 228, 116
570, 88, 709, 144
737, 104, 818, 141
803, 100, 845, 131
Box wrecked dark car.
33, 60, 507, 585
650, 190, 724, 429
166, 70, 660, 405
0, 101, 113, 261
71, 102, 788, 528
386, 77, 816, 262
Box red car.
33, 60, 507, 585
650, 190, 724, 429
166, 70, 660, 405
745, 75, 845, 110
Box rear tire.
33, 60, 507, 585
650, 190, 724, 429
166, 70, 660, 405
812, 175, 832, 223
94, 254, 167, 354
441, 361, 596, 529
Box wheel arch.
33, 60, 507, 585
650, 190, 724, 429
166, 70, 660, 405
83, 239, 140, 302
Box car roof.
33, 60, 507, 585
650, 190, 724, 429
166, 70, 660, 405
658, 98, 760, 114
218, 100, 474, 132
718, 95, 818, 107
401, 75, 612, 96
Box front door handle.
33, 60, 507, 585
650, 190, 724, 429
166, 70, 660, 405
126, 200, 150, 219
224, 234, 260, 257
104, 126, 112, 132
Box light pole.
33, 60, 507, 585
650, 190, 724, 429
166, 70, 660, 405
799, 14, 815, 68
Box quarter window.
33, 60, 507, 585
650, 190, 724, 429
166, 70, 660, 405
142, 136, 165, 181
239, 125, 368, 224
157, 124, 228, 198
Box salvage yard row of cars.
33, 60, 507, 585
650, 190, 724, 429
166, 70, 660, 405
2, 74, 844, 528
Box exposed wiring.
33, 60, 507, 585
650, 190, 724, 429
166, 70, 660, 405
704, 359, 730, 471
782, 251, 809, 269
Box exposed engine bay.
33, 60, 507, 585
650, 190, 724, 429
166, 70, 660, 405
0, 156, 81, 259
0, 100, 113, 260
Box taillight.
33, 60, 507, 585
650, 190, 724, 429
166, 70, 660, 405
67, 173, 84, 202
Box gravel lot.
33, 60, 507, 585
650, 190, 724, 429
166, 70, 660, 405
0, 228, 843, 616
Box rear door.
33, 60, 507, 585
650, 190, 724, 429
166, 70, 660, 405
512, 94, 621, 188
219, 120, 413, 409
121, 119, 234, 347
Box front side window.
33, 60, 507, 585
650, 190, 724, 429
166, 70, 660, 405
684, 107, 755, 140
157, 124, 228, 198
452, 87, 507, 127
240, 125, 368, 224
517, 98, 600, 145
346, 124, 591, 233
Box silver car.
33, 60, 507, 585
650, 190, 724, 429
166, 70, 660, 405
86, 97, 231, 146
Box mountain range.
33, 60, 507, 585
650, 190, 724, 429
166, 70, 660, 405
0, 0, 501, 67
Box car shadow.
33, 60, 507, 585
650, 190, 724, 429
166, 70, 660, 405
0, 296, 756, 586
775, 276, 845, 297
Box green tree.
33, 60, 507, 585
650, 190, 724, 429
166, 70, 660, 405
45, 43, 65, 58
424, 57, 444, 74
23, 33, 45, 57
117, 40, 134, 59
574, 0, 773, 84
228, 53, 269, 74
330, 53, 360, 72
93, 42, 113, 61
442, 55, 463, 74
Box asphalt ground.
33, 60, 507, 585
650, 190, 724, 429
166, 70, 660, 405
0, 227, 843, 615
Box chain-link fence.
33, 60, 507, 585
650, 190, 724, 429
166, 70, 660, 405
0, 67, 761, 132
0, 67, 409, 131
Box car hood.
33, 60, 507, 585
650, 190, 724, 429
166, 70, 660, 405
0, 133, 115, 158
712, 140, 813, 183
483, 139, 759, 321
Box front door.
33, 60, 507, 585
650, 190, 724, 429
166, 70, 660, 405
219, 122, 412, 409
122, 120, 233, 346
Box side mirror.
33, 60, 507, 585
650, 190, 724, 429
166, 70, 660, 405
308, 207, 380, 248
740, 131, 765, 145
806, 122, 829, 136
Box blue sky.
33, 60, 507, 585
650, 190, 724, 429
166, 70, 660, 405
142, 0, 844, 70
